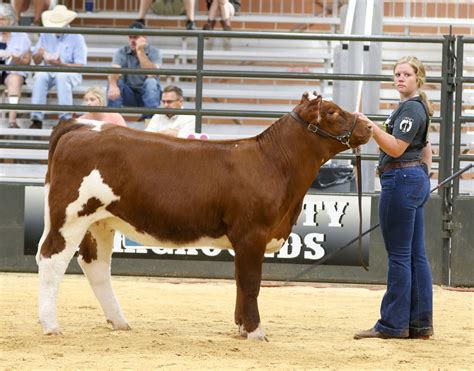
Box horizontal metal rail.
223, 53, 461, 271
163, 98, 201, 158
0, 25, 448, 42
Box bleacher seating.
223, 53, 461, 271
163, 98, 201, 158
1, 0, 473, 191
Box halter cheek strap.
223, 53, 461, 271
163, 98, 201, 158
289, 111, 358, 148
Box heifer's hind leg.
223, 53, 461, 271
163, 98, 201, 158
232, 235, 267, 341
38, 224, 88, 335
77, 221, 130, 331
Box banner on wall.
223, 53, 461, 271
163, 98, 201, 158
25, 187, 371, 266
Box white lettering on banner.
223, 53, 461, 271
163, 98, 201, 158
174, 248, 199, 255
325, 201, 349, 227
302, 200, 348, 227
277, 234, 302, 258
202, 248, 221, 257
303, 200, 323, 226
303, 233, 325, 260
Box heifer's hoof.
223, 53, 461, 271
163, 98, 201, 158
238, 324, 247, 338
107, 319, 131, 331
246, 325, 268, 342
43, 327, 62, 336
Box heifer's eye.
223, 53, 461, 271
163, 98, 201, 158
328, 109, 336, 115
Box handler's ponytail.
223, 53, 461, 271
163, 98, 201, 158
394, 56, 434, 117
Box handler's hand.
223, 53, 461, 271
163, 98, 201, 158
354, 112, 375, 130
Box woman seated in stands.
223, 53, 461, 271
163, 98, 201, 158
78, 87, 127, 127
0, 4, 31, 129
203, 0, 240, 31
12, 0, 52, 26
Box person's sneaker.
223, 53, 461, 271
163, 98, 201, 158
29, 119, 42, 129
186, 20, 195, 30
135, 18, 145, 25
8, 122, 20, 128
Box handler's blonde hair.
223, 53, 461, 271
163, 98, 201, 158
393, 56, 434, 117
84, 86, 106, 106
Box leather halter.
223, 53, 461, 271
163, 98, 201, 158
289, 111, 358, 149
288, 109, 369, 271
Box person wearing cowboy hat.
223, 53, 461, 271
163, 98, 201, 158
29, 5, 87, 129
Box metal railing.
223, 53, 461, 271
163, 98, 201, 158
454, 36, 474, 196
0, 26, 466, 180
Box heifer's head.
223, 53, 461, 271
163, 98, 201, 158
294, 91, 372, 149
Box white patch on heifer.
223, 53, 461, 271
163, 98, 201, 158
76, 118, 106, 132
247, 324, 267, 341
306, 91, 318, 100
36, 183, 50, 264
264, 238, 285, 253
38, 169, 120, 335
60, 169, 119, 243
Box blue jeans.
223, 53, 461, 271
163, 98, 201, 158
31, 72, 82, 121
107, 78, 161, 114
374, 165, 433, 338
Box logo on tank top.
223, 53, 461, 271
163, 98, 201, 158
399, 117, 414, 133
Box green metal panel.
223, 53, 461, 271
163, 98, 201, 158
451, 197, 474, 287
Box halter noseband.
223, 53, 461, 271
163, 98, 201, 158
289, 111, 358, 148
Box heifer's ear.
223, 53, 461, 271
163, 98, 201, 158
313, 90, 319, 97
300, 91, 310, 104
313, 95, 323, 123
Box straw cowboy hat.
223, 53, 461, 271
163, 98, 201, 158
41, 5, 77, 28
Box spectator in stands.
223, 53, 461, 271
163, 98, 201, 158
12, 0, 52, 26
136, 0, 196, 30
107, 21, 161, 121
145, 84, 194, 137
30, 5, 87, 129
0, 4, 32, 129
78, 86, 127, 127
203, 0, 240, 31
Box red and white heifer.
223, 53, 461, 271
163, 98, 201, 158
37, 93, 372, 339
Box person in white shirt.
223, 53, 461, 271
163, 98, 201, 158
145, 85, 195, 138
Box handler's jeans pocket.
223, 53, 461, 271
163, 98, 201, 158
402, 168, 430, 203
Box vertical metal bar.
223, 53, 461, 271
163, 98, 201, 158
195, 34, 204, 134
453, 36, 464, 197
404, 0, 411, 35
438, 34, 456, 286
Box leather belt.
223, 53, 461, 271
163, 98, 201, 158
377, 160, 423, 175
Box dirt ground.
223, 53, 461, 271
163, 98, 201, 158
0, 273, 472, 370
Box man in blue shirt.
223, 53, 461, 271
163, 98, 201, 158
107, 22, 161, 120
30, 5, 87, 129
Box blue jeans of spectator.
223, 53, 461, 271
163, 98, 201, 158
107, 78, 161, 117
374, 165, 433, 338
31, 72, 82, 121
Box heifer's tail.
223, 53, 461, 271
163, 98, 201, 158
45, 119, 86, 183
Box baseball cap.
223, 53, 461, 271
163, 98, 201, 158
129, 21, 145, 29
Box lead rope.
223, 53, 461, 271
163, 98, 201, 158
355, 146, 368, 271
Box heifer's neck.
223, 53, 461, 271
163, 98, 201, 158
258, 114, 341, 198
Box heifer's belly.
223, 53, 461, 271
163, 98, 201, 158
105, 217, 284, 252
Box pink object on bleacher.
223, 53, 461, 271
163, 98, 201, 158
187, 133, 209, 140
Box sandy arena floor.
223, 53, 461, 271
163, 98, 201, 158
0, 273, 472, 370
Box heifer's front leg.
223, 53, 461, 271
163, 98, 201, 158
233, 240, 267, 341
234, 269, 246, 337
77, 222, 130, 331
